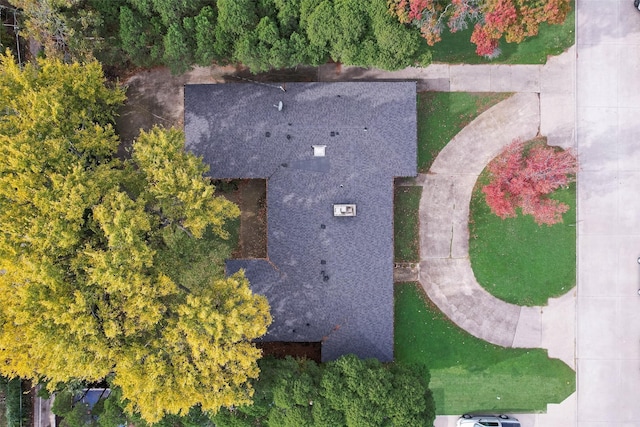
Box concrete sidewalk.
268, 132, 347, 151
575, 0, 640, 425
319, 46, 575, 148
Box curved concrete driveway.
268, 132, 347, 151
416, 92, 575, 370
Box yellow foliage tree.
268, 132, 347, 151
0, 53, 271, 423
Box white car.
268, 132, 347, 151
456, 414, 521, 427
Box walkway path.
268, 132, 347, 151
415, 91, 576, 427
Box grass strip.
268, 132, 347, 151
394, 186, 422, 263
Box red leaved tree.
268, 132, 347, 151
470, 0, 571, 56
470, 23, 500, 57
388, 0, 571, 58
482, 139, 577, 225
388, 0, 483, 46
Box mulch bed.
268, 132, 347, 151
256, 342, 321, 363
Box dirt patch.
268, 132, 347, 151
257, 342, 321, 363
230, 66, 318, 84
237, 180, 267, 259
215, 179, 267, 259
115, 64, 239, 148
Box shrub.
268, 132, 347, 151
3, 377, 27, 427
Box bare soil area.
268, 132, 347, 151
215, 179, 267, 259
256, 342, 321, 363
236, 180, 267, 259
115, 65, 238, 147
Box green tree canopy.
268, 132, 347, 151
18, 0, 430, 73
162, 22, 195, 74
192, 6, 219, 66
0, 53, 271, 423
119, 4, 165, 67
212, 355, 436, 427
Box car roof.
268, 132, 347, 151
459, 415, 520, 427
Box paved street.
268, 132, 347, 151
576, 0, 640, 425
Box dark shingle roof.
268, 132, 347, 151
185, 82, 416, 362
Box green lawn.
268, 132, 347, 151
469, 171, 576, 306
395, 282, 575, 415
418, 92, 511, 172
429, 2, 575, 64
394, 186, 422, 263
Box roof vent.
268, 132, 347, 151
333, 204, 356, 217
313, 145, 326, 157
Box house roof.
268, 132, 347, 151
184, 82, 417, 362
